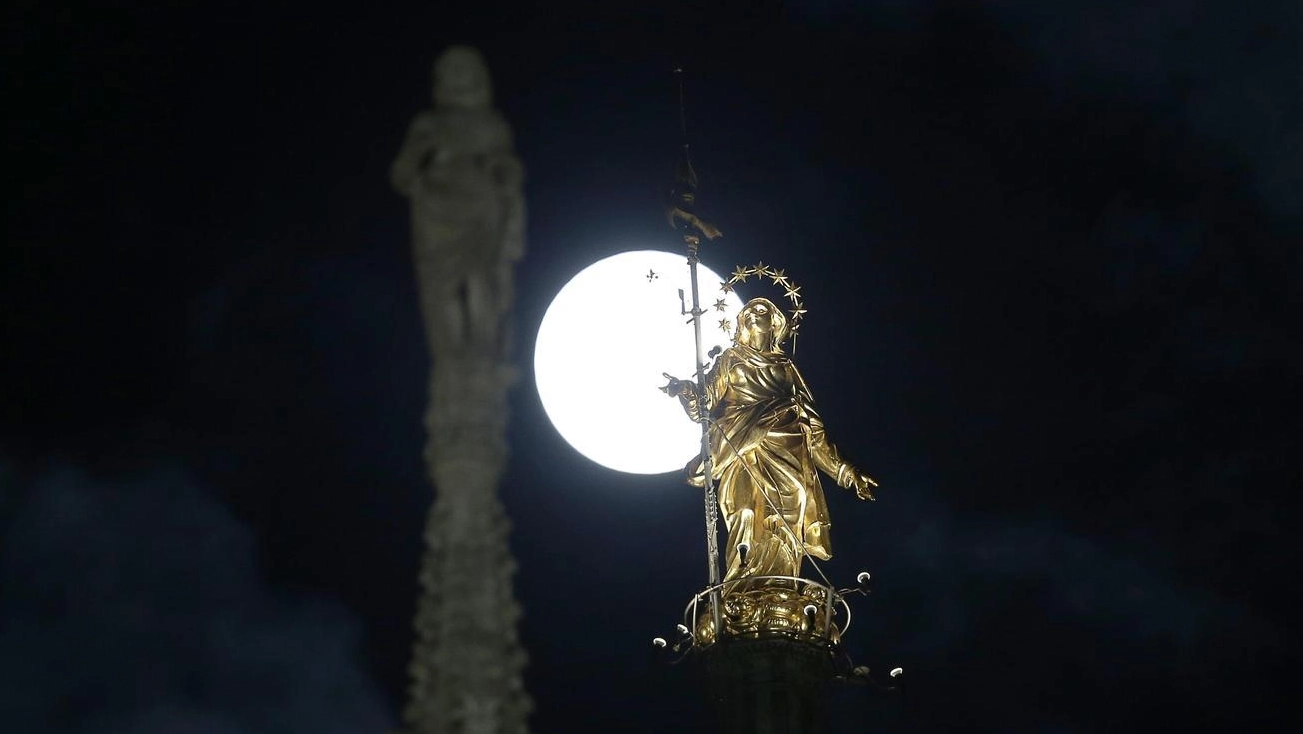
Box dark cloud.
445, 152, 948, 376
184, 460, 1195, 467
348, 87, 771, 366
991, 0, 1303, 220
827, 479, 1297, 731
0, 462, 393, 734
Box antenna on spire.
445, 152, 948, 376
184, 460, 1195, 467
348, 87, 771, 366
665, 64, 723, 640
675, 66, 689, 143
666, 66, 721, 240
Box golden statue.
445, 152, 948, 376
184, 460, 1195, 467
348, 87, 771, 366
670, 297, 876, 589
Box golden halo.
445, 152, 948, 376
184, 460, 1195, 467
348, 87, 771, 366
719, 263, 806, 347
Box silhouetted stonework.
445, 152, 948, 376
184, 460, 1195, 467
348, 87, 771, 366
702, 638, 833, 734
392, 45, 529, 734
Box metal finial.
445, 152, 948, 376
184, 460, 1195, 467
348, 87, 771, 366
674, 66, 688, 142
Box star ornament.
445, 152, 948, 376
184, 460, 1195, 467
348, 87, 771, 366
713, 298, 728, 312
724, 262, 807, 347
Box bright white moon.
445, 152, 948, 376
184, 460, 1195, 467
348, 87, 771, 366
534, 250, 744, 474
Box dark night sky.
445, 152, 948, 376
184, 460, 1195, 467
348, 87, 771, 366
4, 2, 1301, 732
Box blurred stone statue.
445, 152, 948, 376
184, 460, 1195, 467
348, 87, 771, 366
392, 45, 530, 734
391, 45, 525, 359
672, 298, 876, 585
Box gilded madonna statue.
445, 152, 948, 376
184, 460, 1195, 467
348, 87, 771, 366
672, 297, 876, 588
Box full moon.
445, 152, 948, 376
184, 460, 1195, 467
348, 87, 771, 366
534, 250, 744, 474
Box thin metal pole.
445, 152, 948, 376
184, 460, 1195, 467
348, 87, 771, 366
685, 236, 723, 638
672, 66, 722, 638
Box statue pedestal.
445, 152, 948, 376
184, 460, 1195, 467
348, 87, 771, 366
681, 577, 849, 734
687, 577, 843, 646
701, 637, 833, 734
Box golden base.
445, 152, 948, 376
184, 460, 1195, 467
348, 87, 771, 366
695, 583, 839, 646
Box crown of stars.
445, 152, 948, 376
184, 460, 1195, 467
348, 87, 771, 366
719, 262, 807, 345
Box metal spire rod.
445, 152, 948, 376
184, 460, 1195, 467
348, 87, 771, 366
670, 66, 723, 638
687, 239, 719, 589
676, 67, 689, 141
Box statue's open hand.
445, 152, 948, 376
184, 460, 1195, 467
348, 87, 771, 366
659, 373, 692, 398
848, 469, 878, 501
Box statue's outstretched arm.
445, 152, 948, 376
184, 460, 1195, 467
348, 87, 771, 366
797, 368, 877, 500
661, 359, 721, 424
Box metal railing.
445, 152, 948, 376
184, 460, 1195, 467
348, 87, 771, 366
679, 575, 853, 649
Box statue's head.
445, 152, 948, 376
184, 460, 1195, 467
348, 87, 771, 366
432, 45, 492, 109
735, 298, 788, 351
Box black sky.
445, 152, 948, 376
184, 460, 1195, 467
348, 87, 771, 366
3, 2, 1301, 733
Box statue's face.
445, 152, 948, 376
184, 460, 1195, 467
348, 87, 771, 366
433, 46, 492, 109
737, 299, 782, 349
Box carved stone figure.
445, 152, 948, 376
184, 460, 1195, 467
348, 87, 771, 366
392, 45, 525, 359
393, 46, 530, 734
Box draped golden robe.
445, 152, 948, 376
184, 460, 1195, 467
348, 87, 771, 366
685, 343, 858, 583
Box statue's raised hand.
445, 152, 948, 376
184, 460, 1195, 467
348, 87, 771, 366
659, 373, 692, 398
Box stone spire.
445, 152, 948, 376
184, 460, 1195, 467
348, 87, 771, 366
390, 45, 530, 734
